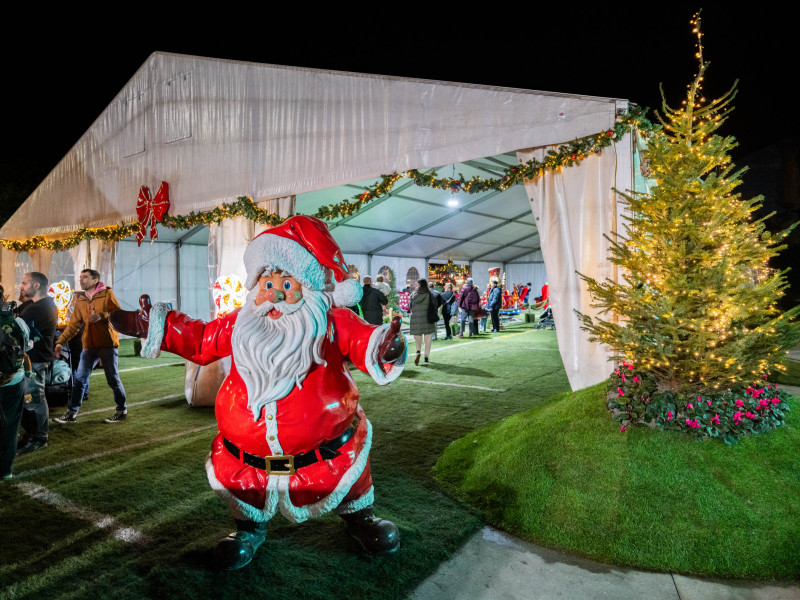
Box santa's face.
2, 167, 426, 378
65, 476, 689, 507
233, 278, 332, 419
254, 270, 304, 319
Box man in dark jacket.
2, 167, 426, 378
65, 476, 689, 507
15, 272, 58, 454
358, 276, 388, 325
486, 278, 503, 333
440, 283, 456, 340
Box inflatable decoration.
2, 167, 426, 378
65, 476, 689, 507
110, 215, 407, 571
136, 181, 170, 246
47, 280, 73, 328
213, 275, 246, 317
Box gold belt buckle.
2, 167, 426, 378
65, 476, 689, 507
267, 455, 295, 475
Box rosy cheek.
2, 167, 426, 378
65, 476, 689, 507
255, 288, 269, 306
287, 290, 303, 303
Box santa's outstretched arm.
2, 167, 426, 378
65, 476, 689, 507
110, 294, 234, 364
332, 310, 407, 385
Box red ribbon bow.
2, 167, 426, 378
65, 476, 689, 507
136, 182, 170, 245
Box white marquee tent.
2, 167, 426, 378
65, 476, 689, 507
0, 52, 642, 390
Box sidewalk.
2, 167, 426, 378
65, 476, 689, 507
411, 383, 800, 600
410, 526, 800, 600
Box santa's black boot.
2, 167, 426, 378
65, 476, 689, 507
339, 506, 400, 554
213, 519, 267, 570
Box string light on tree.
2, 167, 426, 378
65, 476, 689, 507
577, 11, 800, 395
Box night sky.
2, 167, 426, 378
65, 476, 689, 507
2, 6, 795, 213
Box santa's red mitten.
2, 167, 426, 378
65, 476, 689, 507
110, 294, 152, 338
378, 315, 405, 364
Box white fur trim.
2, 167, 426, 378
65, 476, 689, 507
275, 418, 373, 523
244, 234, 327, 291
205, 452, 278, 524
332, 278, 362, 307
366, 325, 407, 385
205, 419, 373, 525
141, 302, 170, 358
334, 487, 375, 515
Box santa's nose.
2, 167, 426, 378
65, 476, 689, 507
264, 288, 285, 303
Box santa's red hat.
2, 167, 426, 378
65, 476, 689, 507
244, 215, 362, 307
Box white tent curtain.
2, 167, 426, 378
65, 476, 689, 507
67, 240, 116, 289
372, 256, 426, 290
517, 132, 633, 391
505, 263, 548, 298
208, 197, 295, 317
342, 254, 369, 281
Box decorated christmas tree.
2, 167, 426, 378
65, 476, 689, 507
579, 14, 800, 402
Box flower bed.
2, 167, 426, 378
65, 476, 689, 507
608, 362, 792, 444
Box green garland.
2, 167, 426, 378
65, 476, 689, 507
1, 108, 654, 252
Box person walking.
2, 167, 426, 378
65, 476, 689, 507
440, 283, 456, 340
0, 284, 30, 481
409, 279, 436, 365
15, 272, 58, 454
358, 276, 388, 326
53, 269, 127, 424
486, 277, 503, 333
457, 278, 481, 337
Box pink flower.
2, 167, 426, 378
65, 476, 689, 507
745, 411, 756, 419
617, 387, 625, 397
627, 363, 634, 370
759, 399, 769, 407
733, 410, 743, 423
620, 425, 627, 432
735, 399, 744, 407
762, 374, 768, 380
633, 376, 640, 383
667, 411, 673, 420
686, 403, 694, 409
772, 397, 781, 406
710, 414, 720, 425
707, 399, 712, 406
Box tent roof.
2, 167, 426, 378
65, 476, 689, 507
2, 52, 625, 263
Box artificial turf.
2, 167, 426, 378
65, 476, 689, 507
1, 322, 569, 600
435, 381, 800, 579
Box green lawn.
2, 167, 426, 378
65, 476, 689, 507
435, 382, 800, 579
1, 324, 569, 600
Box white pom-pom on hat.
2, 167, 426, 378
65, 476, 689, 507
244, 215, 361, 306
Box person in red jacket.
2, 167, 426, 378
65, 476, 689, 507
111, 216, 407, 570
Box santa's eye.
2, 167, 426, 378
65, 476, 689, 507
265, 281, 273, 289
283, 280, 292, 291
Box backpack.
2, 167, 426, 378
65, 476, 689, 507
0, 305, 26, 380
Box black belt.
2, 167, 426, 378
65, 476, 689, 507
223, 415, 360, 476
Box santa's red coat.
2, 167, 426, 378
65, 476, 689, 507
158, 306, 397, 520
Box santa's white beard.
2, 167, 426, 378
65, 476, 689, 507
232, 286, 333, 420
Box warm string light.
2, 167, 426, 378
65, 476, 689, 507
1, 109, 657, 251
578, 13, 800, 404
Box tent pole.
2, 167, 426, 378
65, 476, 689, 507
175, 240, 182, 311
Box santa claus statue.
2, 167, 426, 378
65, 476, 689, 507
111, 215, 407, 570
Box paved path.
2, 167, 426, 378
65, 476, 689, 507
410, 526, 800, 600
